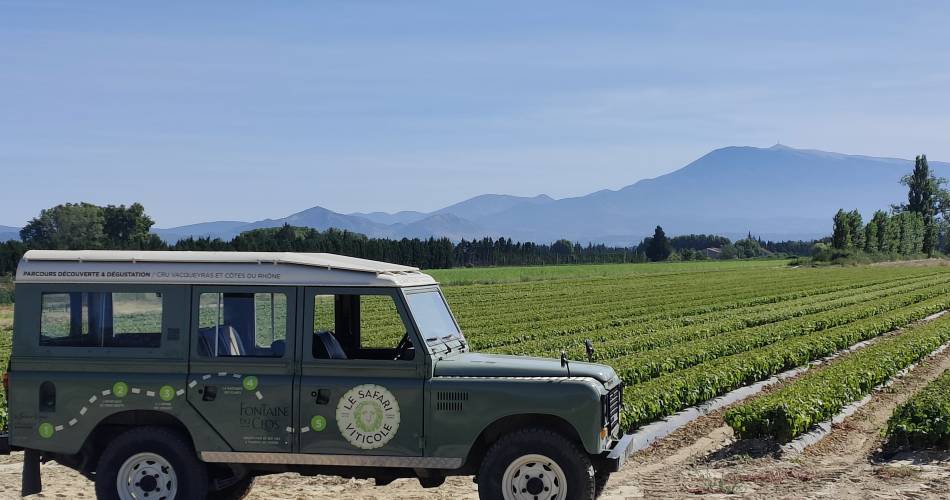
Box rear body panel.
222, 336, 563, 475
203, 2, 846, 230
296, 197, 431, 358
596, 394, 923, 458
8, 283, 229, 454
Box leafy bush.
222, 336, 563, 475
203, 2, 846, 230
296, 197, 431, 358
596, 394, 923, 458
725, 315, 950, 442
0, 279, 12, 304
886, 368, 950, 447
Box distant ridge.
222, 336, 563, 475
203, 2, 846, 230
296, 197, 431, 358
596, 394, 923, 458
14, 145, 942, 245
0, 225, 19, 242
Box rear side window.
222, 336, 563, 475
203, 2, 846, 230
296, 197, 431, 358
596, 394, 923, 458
40, 292, 163, 348
197, 292, 288, 358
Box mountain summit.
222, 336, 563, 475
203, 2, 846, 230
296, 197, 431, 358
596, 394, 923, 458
141, 145, 947, 245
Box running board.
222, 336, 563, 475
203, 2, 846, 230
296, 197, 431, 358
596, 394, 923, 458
200, 451, 463, 469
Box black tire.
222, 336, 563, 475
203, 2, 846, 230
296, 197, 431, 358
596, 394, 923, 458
477, 427, 595, 500
94, 426, 208, 500
213, 475, 255, 500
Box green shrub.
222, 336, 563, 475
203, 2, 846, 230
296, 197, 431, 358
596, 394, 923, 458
724, 315, 950, 442
0, 277, 12, 304
886, 368, 950, 447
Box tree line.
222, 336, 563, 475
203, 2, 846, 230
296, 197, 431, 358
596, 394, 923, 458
636, 228, 808, 262
825, 155, 948, 261
172, 226, 638, 269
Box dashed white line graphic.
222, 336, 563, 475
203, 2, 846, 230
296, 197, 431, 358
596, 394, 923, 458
36, 381, 185, 440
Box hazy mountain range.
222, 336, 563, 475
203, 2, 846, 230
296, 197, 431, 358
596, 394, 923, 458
0, 226, 18, 242
5, 145, 948, 245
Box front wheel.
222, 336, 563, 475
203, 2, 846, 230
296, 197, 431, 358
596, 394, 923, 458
477, 428, 595, 500
94, 426, 208, 500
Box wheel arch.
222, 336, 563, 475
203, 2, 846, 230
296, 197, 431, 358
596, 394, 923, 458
463, 413, 584, 471
78, 410, 197, 474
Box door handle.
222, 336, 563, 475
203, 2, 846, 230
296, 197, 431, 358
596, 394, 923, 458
312, 389, 331, 405
202, 385, 218, 402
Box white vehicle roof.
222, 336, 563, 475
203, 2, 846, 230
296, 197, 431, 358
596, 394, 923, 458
16, 250, 437, 287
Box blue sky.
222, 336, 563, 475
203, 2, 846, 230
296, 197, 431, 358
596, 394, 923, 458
1, 1, 948, 228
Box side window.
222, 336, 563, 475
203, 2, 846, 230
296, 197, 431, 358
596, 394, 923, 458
311, 293, 413, 361
198, 292, 287, 358
40, 292, 163, 348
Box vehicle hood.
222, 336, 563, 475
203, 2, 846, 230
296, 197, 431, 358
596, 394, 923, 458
433, 352, 617, 384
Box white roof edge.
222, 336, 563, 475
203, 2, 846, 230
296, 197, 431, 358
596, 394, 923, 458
21, 250, 421, 274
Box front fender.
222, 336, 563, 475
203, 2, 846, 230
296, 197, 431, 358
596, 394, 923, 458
425, 376, 606, 460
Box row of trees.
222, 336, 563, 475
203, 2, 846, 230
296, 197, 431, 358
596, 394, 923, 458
831, 209, 927, 255
829, 155, 947, 259
637, 227, 787, 262
172, 225, 637, 270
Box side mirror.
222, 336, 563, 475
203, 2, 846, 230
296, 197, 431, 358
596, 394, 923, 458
560, 350, 571, 377
584, 339, 595, 363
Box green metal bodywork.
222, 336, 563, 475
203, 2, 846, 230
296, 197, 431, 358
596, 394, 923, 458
8, 282, 621, 468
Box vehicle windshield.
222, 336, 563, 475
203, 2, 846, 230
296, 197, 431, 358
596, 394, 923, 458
405, 290, 465, 349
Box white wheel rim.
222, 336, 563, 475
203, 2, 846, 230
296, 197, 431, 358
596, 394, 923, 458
116, 452, 178, 500
502, 453, 567, 500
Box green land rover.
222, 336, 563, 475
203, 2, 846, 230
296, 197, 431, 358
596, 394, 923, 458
2, 250, 629, 499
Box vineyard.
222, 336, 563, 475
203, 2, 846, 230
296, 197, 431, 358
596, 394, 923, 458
3, 261, 950, 497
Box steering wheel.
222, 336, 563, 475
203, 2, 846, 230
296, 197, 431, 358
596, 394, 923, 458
394, 333, 414, 360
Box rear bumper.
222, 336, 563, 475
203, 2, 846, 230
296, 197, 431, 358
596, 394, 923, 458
601, 433, 636, 473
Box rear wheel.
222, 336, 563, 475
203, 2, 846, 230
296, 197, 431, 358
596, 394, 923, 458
477, 428, 595, 500
94, 426, 208, 500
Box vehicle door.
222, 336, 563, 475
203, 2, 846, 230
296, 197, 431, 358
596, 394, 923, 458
297, 287, 425, 456
187, 286, 296, 452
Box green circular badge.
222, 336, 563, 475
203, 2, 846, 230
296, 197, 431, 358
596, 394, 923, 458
242, 376, 258, 391
112, 381, 129, 398
310, 415, 327, 432
159, 385, 176, 402
38, 422, 55, 439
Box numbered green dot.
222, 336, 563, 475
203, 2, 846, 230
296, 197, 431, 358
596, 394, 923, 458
38, 422, 54, 439
112, 382, 129, 398
159, 385, 176, 402
242, 376, 258, 391
310, 415, 327, 432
